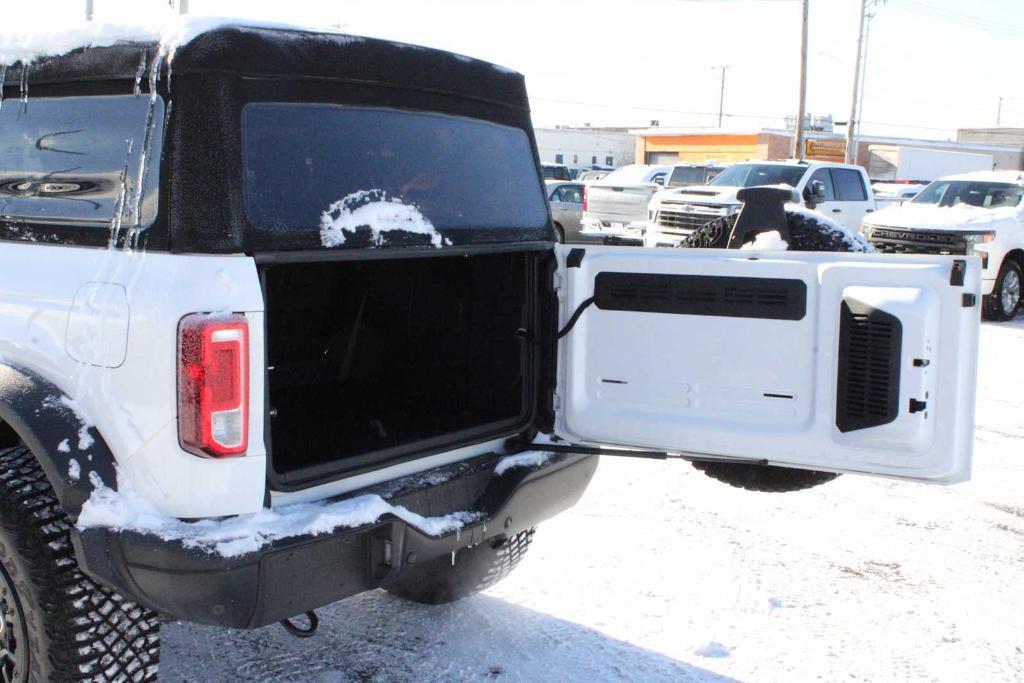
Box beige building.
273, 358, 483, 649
630, 127, 1024, 173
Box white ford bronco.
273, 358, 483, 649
0, 23, 982, 680
645, 160, 876, 247
862, 171, 1024, 321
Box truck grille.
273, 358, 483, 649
868, 227, 969, 256
656, 203, 730, 231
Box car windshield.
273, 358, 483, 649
709, 164, 806, 188
243, 103, 548, 231
668, 167, 714, 187
911, 180, 1024, 209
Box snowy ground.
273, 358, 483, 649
161, 320, 1024, 682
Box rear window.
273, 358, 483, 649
0, 95, 163, 229
243, 104, 547, 234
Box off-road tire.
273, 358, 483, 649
682, 207, 861, 492
690, 460, 839, 493
385, 529, 534, 605
0, 446, 159, 681
982, 259, 1022, 321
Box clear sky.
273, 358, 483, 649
6, 0, 1023, 141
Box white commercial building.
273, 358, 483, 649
534, 127, 636, 172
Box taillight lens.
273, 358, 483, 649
178, 314, 249, 457
582, 186, 588, 212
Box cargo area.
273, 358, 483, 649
262, 251, 540, 486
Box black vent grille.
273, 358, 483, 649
594, 272, 806, 320
836, 299, 902, 432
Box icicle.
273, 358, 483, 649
455, 528, 461, 542
0, 65, 6, 113
109, 138, 135, 248
450, 551, 456, 567
19, 63, 28, 106
127, 51, 163, 245
133, 51, 147, 98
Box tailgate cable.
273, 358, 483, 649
506, 437, 769, 466
516, 296, 595, 346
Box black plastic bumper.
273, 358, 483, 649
72, 452, 597, 628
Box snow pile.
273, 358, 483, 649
495, 451, 552, 476
320, 189, 446, 248
740, 231, 788, 251
0, 16, 324, 66
77, 470, 480, 558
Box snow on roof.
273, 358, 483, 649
939, 170, 1024, 184
0, 16, 317, 66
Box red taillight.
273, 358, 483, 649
582, 186, 588, 212
178, 314, 249, 457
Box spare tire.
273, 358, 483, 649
682, 207, 870, 492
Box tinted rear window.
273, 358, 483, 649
243, 104, 547, 234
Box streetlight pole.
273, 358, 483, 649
85, 0, 94, 21
997, 96, 1003, 126
793, 0, 809, 159
713, 65, 731, 128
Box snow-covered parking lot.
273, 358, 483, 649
162, 319, 1024, 682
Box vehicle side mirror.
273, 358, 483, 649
805, 180, 826, 208
652, 176, 665, 186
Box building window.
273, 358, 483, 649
605, 156, 613, 166
555, 153, 563, 164
573, 154, 578, 164
592, 155, 597, 164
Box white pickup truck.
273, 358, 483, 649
862, 171, 1024, 320
645, 160, 876, 247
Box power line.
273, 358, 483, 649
889, 0, 1024, 37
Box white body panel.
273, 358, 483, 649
867, 145, 994, 182
0, 243, 267, 517
552, 245, 981, 483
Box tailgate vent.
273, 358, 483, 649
594, 272, 806, 320
836, 299, 902, 432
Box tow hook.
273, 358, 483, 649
280, 610, 319, 638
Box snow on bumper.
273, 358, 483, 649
71, 450, 597, 628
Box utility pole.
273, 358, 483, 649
85, 0, 94, 21
793, 0, 809, 159
997, 96, 1003, 126
713, 65, 731, 128
176, 0, 189, 14
845, 0, 868, 163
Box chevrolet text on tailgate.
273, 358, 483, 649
0, 20, 981, 679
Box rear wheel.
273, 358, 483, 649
553, 223, 566, 243
0, 446, 159, 681
385, 529, 534, 605
983, 259, 1022, 321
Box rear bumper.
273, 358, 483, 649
72, 451, 597, 628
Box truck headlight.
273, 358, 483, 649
964, 232, 995, 244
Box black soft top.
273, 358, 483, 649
14, 25, 529, 113
3, 26, 549, 253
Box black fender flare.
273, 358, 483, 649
0, 364, 117, 520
